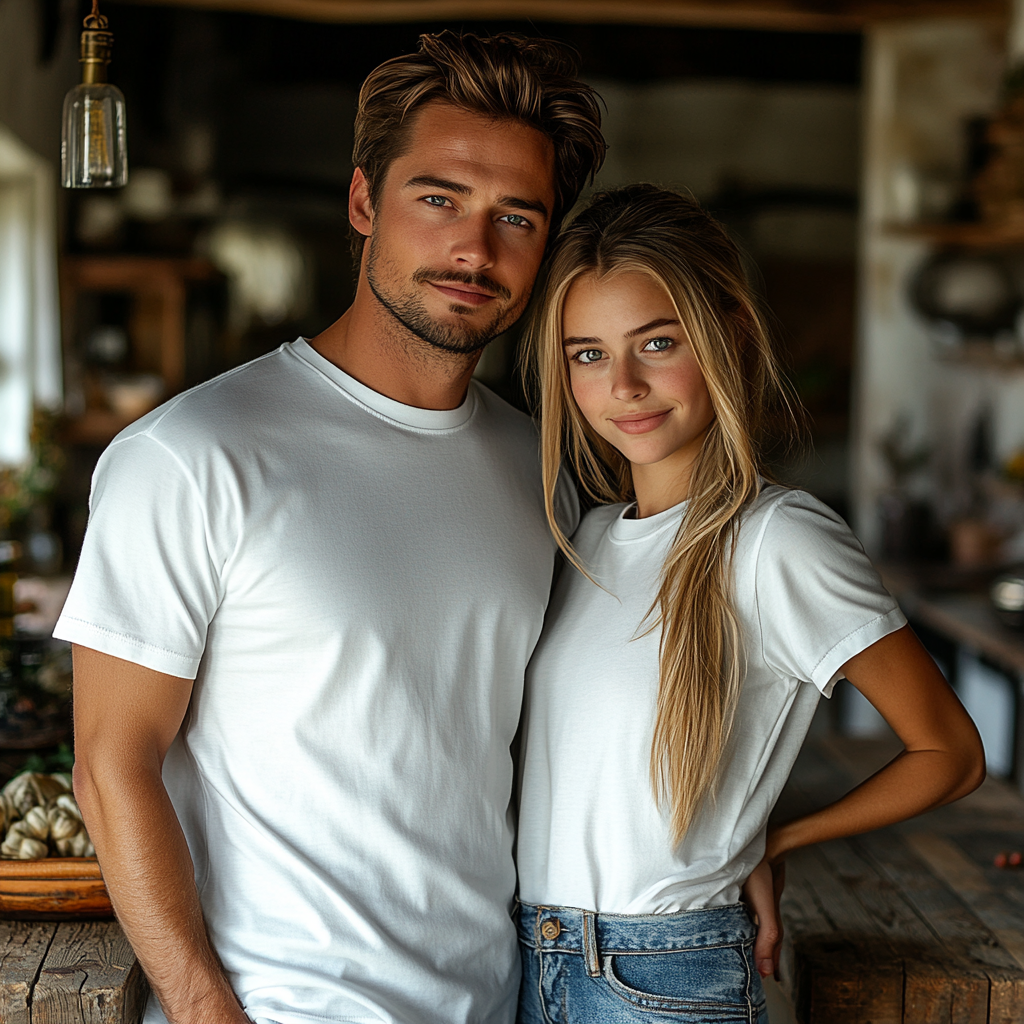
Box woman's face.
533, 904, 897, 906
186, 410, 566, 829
562, 271, 715, 477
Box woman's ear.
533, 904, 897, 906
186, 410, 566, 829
349, 167, 374, 238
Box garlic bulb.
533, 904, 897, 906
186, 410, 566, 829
2, 818, 50, 860
0, 771, 95, 860
54, 792, 83, 820
23, 805, 50, 839
1, 772, 71, 818
0, 793, 12, 835
55, 831, 94, 858
47, 804, 81, 841
47, 803, 95, 856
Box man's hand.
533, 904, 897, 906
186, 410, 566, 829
73, 646, 251, 1024
740, 854, 786, 980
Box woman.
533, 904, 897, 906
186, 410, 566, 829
515, 184, 984, 1023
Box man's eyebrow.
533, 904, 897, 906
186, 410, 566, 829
626, 318, 680, 338
403, 176, 549, 220
404, 175, 472, 195
497, 195, 550, 220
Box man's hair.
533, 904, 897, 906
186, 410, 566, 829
350, 31, 607, 259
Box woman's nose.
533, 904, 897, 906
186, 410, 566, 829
610, 358, 650, 402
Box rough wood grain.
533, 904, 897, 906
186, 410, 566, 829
0, 920, 57, 1024
822, 836, 966, 1024
791, 844, 904, 1023
32, 920, 148, 1024
779, 852, 839, 1024
780, 738, 1024, 1023
861, 826, 1024, 1023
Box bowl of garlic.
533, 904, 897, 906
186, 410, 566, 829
0, 771, 110, 918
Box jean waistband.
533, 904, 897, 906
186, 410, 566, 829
516, 900, 755, 956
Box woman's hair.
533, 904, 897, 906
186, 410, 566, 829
525, 183, 800, 843
351, 31, 607, 259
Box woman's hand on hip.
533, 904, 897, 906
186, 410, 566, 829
740, 854, 786, 979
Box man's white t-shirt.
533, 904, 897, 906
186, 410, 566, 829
517, 486, 905, 915
55, 339, 576, 1024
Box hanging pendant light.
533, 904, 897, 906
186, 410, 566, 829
61, 0, 127, 189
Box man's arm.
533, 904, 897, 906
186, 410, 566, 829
72, 645, 249, 1024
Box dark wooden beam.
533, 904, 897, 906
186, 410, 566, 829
110, 0, 1008, 31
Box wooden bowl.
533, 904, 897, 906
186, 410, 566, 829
0, 858, 113, 919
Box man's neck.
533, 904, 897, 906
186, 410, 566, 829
309, 276, 482, 411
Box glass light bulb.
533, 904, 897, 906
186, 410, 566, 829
62, 82, 127, 188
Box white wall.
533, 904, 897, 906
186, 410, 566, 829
852, 19, 1022, 550
0, 124, 62, 464
0, 0, 78, 166
0, 0, 71, 463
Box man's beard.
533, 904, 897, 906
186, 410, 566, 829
366, 241, 523, 355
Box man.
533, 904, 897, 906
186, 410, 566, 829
57, 32, 605, 1024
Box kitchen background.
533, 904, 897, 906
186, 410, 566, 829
2, 1, 1024, 787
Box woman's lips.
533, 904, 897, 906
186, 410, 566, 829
429, 282, 496, 307
610, 410, 671, 434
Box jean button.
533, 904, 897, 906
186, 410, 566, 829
540, 918, 561, 941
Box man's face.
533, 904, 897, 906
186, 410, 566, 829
359, 101, 557, 355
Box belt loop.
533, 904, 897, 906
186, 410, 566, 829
583, 911, 600, 978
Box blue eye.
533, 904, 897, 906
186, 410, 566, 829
574, 349, 603, 364
501, 213, 530, 228
644, 337, 674, 352
424, 195, 450, 207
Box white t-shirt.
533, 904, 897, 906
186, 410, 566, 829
517, 486, 905, 915
55, 339, 577, 1024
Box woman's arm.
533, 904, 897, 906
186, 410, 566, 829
766, 623, 985, 862
747, 622, 985, 979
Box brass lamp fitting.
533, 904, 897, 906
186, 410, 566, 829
79, 0, 113, 85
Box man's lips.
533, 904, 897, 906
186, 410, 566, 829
428, 281, 497, 307
610, 410, 671, 434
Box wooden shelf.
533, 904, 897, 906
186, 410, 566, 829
884, 220, 1024, 249
60, 256, 222, 447
933, 340, 1024, 369
114, 0, 1007, 30
59, 409, 139, 446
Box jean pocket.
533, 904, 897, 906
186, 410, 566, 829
602, 944, 755, 1021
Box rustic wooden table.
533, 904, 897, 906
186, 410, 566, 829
777, 734, 1024, 1023
0, 918, 148, 1023
3, 732, 1023, 1023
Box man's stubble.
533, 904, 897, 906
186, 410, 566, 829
364, 236, 530, 359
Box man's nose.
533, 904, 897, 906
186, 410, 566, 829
610, 358, 650, 402
450, 214, 496, 270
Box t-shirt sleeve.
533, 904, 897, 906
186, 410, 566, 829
753, 492, 907, 698
53, 432, 226, 679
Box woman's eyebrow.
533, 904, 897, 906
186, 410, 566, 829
563, 318, 680, 347
625, 317, 680, 338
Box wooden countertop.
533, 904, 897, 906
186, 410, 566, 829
0, 918, 148, 1023
5, 730, 1024, 1023
777, 734, 1024, 1022
879, 564, 1024, 676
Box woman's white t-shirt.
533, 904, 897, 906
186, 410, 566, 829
517, 486, 906, 915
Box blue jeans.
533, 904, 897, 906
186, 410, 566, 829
516, 901, 768, 1024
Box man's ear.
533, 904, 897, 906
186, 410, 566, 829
349, 167, 373, 238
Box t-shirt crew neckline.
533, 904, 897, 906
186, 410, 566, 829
290, 336, 476, 432
609, 498, 689, 543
